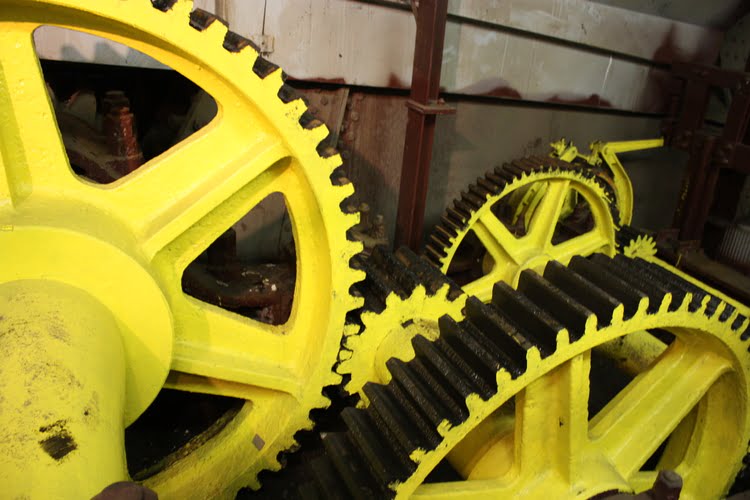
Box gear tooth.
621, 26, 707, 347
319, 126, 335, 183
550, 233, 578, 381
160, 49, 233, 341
401, 354, 468, 425
543, 261, 620, 326
364, 383, 434, 454
568, 256, 645, 318
490, 281, 563, 357
590, 254, 671, 313
323, 152, 343, 171
428, 232, 450, 249
321, 433, 384, 499
424, 244, 446, 266
344, 323, 361, 337
253, 56, 281, 79
434, 224, 456, 242
189, 8, 228, 43
438, 316, 502, 387
334, 181, 355, 200
151, 0, 179, 12
476, 176, 501, 194
342, 408, 414, 485
463, 297, 528, 375
223, 30, 260, 54
517, 270, 593, 341
732, 314, 748, 332
387, 358, 451, 429
304, 121, 330, 146
412, 335, 478, 401
165, 0, 193, 16
742, 323, 750, 342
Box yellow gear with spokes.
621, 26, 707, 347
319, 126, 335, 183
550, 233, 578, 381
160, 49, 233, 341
302, 255, 750, 499
0, 1, 363, 498
426, 157, 618, 303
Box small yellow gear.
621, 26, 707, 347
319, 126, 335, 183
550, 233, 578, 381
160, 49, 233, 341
301, 255, 750, 499
337, 247, 465, 404
623, 234, 658, 259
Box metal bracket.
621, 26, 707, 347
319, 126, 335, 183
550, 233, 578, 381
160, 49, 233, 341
405, 99, 455, 115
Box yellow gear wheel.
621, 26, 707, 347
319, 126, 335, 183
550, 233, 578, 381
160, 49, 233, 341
0, 1, 363, 498
337, 247, 466, 403
426, 157, 618, 302
301, 255, 750, 499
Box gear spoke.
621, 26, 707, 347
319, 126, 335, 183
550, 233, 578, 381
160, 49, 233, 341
552, 229, 611, 264
0, 27, 74, 205
111, 130, 288, 259
516, 352, 591, 481
473, 211, 525, 264
589, 339, 731, 479
526, 179, 570, 250
170, 298, 301, 396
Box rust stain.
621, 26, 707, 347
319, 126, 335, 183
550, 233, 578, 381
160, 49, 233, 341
481, 85, 522, 99
39, 419, 77, 461
387, 72, 408, 89
546, 93, 612, 108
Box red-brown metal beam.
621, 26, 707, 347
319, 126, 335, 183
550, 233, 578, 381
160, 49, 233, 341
394, 0, 452, 250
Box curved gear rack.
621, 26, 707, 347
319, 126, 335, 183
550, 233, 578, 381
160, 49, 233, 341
297, 255, 750, 499
426, 156, 618, 302
0, 1, 363, 498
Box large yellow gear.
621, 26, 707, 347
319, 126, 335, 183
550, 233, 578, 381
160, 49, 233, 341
299, 255, 750, 499
0, 0, 363, 498
426, 157, 618, 302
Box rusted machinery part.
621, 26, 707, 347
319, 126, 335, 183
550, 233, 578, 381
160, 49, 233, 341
425, 156, 619, 301
290, 255, 750, 499
0, 0, 363, 498
55, 90, 146, 183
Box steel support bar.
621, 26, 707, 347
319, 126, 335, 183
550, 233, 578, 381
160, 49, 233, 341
395, 0, 450, 250
0, 280, 128, 498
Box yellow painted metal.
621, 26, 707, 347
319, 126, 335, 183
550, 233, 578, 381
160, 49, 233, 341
622, 233, 658, 259
339, 282, 466, 403
551, 138, 665, 226
0, 280, 128, 498
388, 277, 750, 499
437, 170, 617, 302
0, 0, 363, 497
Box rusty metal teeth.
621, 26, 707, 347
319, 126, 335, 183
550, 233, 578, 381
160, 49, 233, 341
150, 0, 176, 12
252, 56, 280, 78
223, 30, 261, 53
188, 8, 226, 31
517, 270, 593, 340
568, 255, 647, 318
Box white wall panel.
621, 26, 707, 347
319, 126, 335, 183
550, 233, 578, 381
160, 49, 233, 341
32, 0, 721, 113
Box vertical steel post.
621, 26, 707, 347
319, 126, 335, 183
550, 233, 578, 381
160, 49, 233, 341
394, 0, 450, 250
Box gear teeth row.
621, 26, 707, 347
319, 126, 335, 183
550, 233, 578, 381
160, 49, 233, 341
351, 246, 462, 315
294, 255, 745, 498
425, 156, 620, 268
